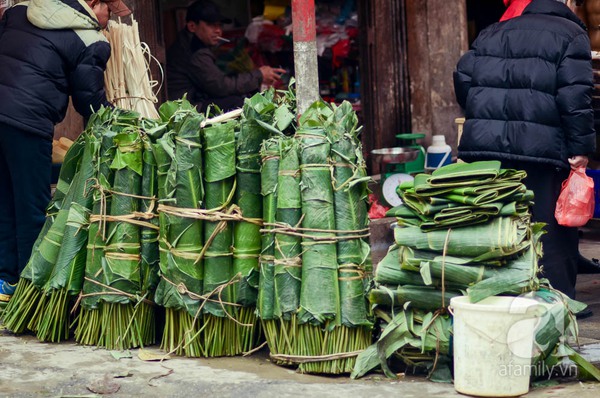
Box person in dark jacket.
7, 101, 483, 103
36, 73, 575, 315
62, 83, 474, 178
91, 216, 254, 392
499, 1, 600, 278
0, 0, 131, 302
454, 0, 596, 300
166, 0, 286, 112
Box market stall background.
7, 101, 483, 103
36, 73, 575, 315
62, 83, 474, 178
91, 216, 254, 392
40, 0, 476, 176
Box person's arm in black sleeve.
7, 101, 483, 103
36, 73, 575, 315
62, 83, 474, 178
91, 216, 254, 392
556, 32, 596, 158
69, 41, 112, 118
0, 10, 6, 37
454, 49, 476, 110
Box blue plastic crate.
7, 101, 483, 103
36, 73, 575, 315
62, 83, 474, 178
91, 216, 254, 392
585, 169, 600, 219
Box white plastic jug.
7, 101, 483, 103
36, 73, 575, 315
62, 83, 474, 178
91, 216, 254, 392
425, 135, 452, 170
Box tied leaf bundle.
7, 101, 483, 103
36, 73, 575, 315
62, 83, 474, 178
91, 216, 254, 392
352, 308, 452, 380
258, 139, 280, 322
260, 101, 373, 375
75, 114, 119, 346
139, 129, 160, 308
31, 123, 97, 342
273, 137, 302, 320
2, 108, 130, 341
201, 120, 242, 357
297, 127, 338, 325
76, 118, 154, 350
233, 93, 276, 308
329, 102, 371, 329
154, 102, 206, 357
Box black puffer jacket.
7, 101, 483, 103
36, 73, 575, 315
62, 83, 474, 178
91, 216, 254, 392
454, 0, 596, 169
0, 0, 111, 139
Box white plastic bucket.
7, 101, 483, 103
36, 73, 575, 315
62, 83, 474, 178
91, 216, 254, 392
450, 295, 541, 397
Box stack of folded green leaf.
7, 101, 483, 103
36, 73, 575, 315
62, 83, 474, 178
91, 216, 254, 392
352, 160, 543, 380
389, 161, 533, 231
259, 101, 372, 374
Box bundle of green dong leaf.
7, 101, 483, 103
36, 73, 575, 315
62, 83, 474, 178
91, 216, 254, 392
353, 160, 599, 382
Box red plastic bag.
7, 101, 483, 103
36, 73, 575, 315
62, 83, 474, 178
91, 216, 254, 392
555, 167, 595, 227
368, 194, 390, 219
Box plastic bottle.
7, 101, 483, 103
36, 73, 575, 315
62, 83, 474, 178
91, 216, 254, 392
425, 135, 452, 170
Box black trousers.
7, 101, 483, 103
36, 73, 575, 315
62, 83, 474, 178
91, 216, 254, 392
503, 162, 578, 298
0, 123, 51, 284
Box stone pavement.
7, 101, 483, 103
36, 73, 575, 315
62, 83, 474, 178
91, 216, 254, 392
0, 331, 599, 398
572, 223, 600, 369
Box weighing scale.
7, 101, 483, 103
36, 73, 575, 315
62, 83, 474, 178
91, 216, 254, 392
371, 147, 419, 207
395, 133, 426, 174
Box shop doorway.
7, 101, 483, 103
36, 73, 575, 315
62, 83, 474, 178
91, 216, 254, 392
466, 0, 505, 44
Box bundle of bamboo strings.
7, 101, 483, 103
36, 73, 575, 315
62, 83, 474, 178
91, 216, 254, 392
103, 19, 160, 119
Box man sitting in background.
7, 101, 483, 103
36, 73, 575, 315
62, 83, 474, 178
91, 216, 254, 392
166, 0, 285, 112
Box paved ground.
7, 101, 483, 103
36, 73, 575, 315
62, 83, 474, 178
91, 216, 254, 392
0, 224, 598, 397
0, 332, 599, 398
576, 223, 600, 347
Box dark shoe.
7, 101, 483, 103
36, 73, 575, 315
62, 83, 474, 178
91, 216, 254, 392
0, 279, 17, 302
576, 307, 593, 320
577, 254, 600, 274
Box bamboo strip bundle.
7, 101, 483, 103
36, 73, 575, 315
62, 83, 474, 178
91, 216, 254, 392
104, 19, 160, 119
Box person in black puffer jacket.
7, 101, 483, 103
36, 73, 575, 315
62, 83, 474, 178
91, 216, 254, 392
454, 0, 596, 299
0, 0, 131, 301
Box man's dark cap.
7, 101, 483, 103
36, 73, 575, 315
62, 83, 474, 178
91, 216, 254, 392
186, 0, 232, 24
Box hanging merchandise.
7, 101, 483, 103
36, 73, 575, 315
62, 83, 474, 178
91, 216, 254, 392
425, 135, 452, 171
